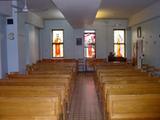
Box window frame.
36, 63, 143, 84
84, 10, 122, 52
52, 29, 64, 58
113, 29, 126, 57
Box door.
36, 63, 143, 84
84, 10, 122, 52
84, 30, 96, 71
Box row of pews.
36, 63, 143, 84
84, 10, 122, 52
0, 59, 77, 120
95, 63, 160, 120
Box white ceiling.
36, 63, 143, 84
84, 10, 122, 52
51, 0, 101, 28
24, 0, 64, 19
96, 0, 159, 19
14, 0, 159, 27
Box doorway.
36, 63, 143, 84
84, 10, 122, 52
84, 30, 96, 71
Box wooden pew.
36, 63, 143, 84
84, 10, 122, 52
94, 67, 146, 85
96, 69, 140, 76
95, 64, 133, 71
1, 60, 77, 120
0, 116, 58, 120
0, 78, 69, 89
97, 76, 160, 96
102, 83, 160, 113
7, 74, 72, 80
107, 87, 160, 120
95, 65, 160, 120
25, 64, 76, 81
0, 78, 72, 119
0, 79, 71, 105
28, 70, 72, 75
100, 76, 159, 92
97, 72, 149, 83
5, 76, 73, 97
0, 97, 59, 120
0, 86, 64, 102
0, 86, 68, 119
96, 69, 142, 81
26, 62, 76, 75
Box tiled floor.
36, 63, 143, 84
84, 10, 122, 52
68, 72, 103, 120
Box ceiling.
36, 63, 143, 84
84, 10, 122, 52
51, 0, 101, 28
22, 0, 64, 19
13, 0, 159, 27
96, 0, 159, 19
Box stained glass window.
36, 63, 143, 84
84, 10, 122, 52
84, 30, 96, 58
114, 30, 125, 57
52, 30, 64, 58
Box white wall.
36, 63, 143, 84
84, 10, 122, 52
84, 21, 109, 59
0, 1, 12, 16
6, 1, 43, 74
74, 29, 84, 59
6, 5, 19, 73
129, 1, 160, 26
0, 15, 8, 79
85, 20, 130, 59
26, 12, 44, 28
40, 19, 129, 60
25, 24, 40, 65
131, 17, 160, 67
129, 0, 160, 67
18, 13, 26, 73
40, 20, 74, 58
17, 13, 42, 73
126, 27, 132, 60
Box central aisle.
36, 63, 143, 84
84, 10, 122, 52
69, 72, 103, 120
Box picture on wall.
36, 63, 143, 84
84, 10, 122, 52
52, 29, 64, 58
76, 38, 82, 45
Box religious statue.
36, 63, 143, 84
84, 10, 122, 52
117, 37, 122, 57
54, 34, 61, 57
88, 39, 92, 57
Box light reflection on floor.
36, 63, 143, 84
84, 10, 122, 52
68, 72, 103, 120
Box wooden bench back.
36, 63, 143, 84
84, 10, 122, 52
104, 84, 160, 111
8, 74, 72, 80
0, 97, 59, 118
108, 91, 160, 120
100, 76, 159, 83
0, 116, 58, 120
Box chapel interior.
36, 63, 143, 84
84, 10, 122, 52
0, 0, 160, 120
